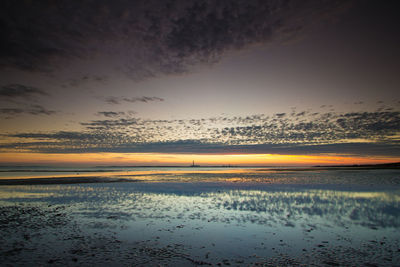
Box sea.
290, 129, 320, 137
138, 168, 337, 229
0, 166, 399, 266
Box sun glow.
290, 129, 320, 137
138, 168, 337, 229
0, 152, 397, 166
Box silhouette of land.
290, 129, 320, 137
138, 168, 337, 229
313, 162, 400, 169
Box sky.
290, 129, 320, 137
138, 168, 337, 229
0, 0, 399, 166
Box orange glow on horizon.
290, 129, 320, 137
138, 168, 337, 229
0, 152, 398, 166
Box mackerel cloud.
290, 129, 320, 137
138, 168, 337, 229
4, 110, 399, 156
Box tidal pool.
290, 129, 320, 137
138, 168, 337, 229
0, 169, 399, 266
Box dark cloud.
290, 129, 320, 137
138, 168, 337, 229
296, 111, 306, 117
0, 84, 49, 100
0, 105, 56, 117
96, 111, 127, 118
103, 96, 164, 105
9, 131, 112, 141
0, 108, 25, 116
0, 0, 351, 79
104, 97, 120, 105
123, 97, 164, 103
80, 118, 140, 129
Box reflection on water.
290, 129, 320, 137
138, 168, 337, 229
1, 167, 400, 186
1, 170, 400, 265
140, 188, 395, 230
2, 182, 398, 229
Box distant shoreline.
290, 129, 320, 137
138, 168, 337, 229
0, 163, 399, 186
313, 162, 400, 169
1, 162, 398, 170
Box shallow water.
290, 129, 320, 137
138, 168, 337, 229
1, 169, 399, 266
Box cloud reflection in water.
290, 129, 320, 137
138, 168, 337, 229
1, 183, 399, 230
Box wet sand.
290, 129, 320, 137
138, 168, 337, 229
1, 196, 398, 266
1, 169, 399, 266
1, 165, 399, 186
0, 204, 197, 266
0, 177, 135, 185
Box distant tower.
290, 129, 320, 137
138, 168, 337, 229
190, 160, 199, 167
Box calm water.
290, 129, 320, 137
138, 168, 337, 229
0, 166, 256, 179
0, 168, 399, 266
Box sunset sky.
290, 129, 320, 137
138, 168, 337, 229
0, 0, 399, 166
